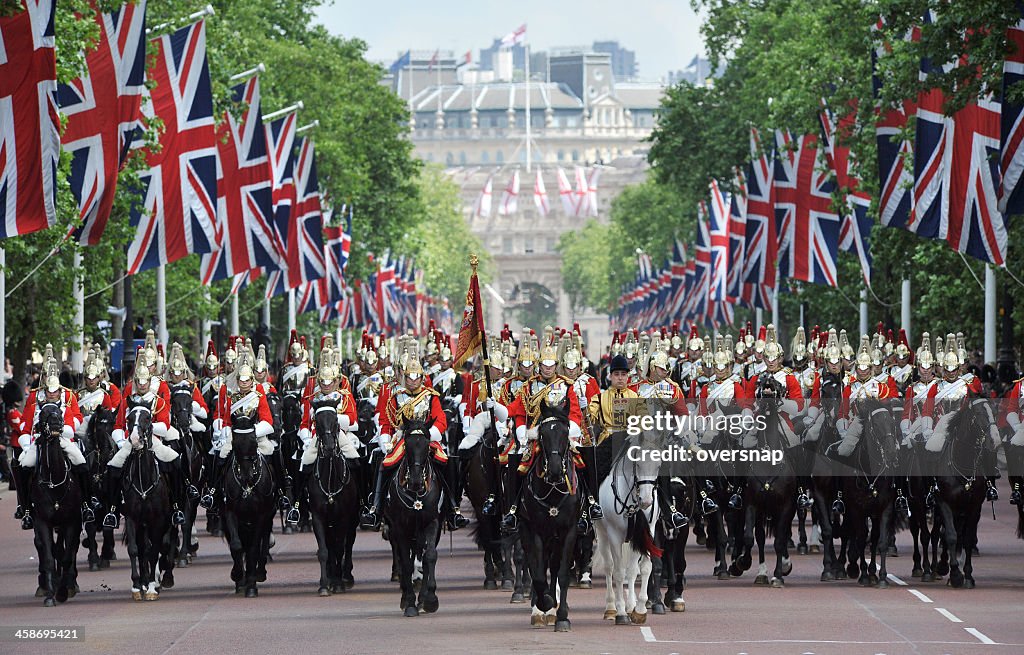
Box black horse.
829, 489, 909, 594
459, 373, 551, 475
29, 404, 83, 606
81, 405, 117, 571
651, 475, 693, 613
1007, 434, 1024, 540
464, 420, 515, 592
280, 391, 308, 533
306, 397, 360, 596
904, 437, 948, 582
121, 405, 175, 601
518, 403, 581, 632
739, 388, 798, 588
222, 413, 277, 597
928, 400, 995, 588
831, 399, 903, 588
383, 417, 442, 617
169, 382, 202, 567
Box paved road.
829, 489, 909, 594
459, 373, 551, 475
0, 488, 1021, 655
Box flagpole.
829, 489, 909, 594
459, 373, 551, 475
859, 288, 868, 337
263, 296, 271, 334
469, 254, 499, 439
1, 246, 7, 382
901, 277, 911, 345
525, 41, 532, 173
72, 250, 85, 373
984, 265, 996, 363
201, 288, 211, 346
157, 263, 168, 347
287, 288, 296, 332
231, 294, 240, 335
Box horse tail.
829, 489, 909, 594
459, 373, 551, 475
628, 511, 663, 559
894, 506, 910, 533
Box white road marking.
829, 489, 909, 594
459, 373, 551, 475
886, 573, 907, 586
964, 628, 996, 645
640, 626, 655, 642
908, 589, 933, 603
935, 608, 963, 623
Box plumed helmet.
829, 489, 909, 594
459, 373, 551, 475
791, 326, 807, 363
649, 349, 670, 371
133, 359, 152, 387
895, 328, 912, 360
168, 342, 190, 378
205, 340, 219, 369
839, 330, 854, 360
255, 344, 269, 375
142, 329, 159, 367
317, 346, 338, 385
824, 329, 842, 365
517, 329, 536, 367
288, 330, 302, 358
687, 325, 704, 352
755, 325, 767, 354
84, 348, 105, 380
763, 324, 783, 361
713, 338, 731, 370
942, 333, 960, 372
224, 336, 238, 364
917, 332, 934, 369
42, 343, 60, 392
855, 335, 873, 371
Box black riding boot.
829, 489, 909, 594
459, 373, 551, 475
501, 454, 522, 534
360, 461, 389, 530
581, 444, 604, 522
796, 484, 813, 510
984, 449, 999, 501
72, 463, 98, 524
166, 462, 187, 526
200, 456, 226, 512
286, 465, 307, 525
14, 463, 33, 530
658, 476, 688, 529
438, 455, 469, 530
102, 466, 123, 529
271, 447, 293, 511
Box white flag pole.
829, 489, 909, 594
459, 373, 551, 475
287, 289, 296, 332
201, 288, 211, 346
70, 250, 85, 373
1, 246, 7, 381
859, 288, 868, 338
263, 297, 272, 333
525, 39, 532, 173
901, 277, 911, 345
156, 263, 168, 347
985, 265, 996, 363
231, 294, 240, 335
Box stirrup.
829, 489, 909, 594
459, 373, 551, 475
171, 509, 186, 526
278, 494, 292, 511
82, 505, 95, 524
89, 496, 103, 511
831, 499, 846, 515
700, 491, 718, 515
587, 500, 604, 521
21, 513, 33, 530
285, 505, 300, 525
669, 509, 689, 529
500, 507, 518, 533
1011, 487, 1021, 506
360, 507, 381, 530
199, 492, 214, 510
102, 508, 119, 529
481, 495, 496, 516
797, 493, 813, 510
186, 484, 200, 500
14, 504, 25, 520
985, 481, 998, 502
447, 509, 470, 530
577, 514, 590, 532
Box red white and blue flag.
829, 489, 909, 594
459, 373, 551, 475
1000, 9, 1024, 217
0, 0, 59, 239
742, 128, 776, 308
726, 168, 747, 302
127, 20, 216, 274
261, 111, 299, 296
773, 130, 841, 287
60, 0, 147, 245
820, 103, 873, 285
707, 179, 730, 302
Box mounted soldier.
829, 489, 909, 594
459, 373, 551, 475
889, 329, 915, 395
198, 341, 222, 428
15, 346, 96, 530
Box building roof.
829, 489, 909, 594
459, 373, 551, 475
411, 82, 584, 113
600, 83, 664, 110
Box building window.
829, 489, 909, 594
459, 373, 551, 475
426, 152, 434, 162
566, 115, 578, 128
546, 237, 557, 252
445, 152, 454, 166
503, 236, 513, 254
524, 237, 534, 254
459, 151, 467, 165
481, 151, 489, 164
557, 149, 565, 161
496, 150, 504, 163
572, 150, 579, 162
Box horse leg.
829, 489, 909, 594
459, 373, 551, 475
796, 506, 809, 554
596, 533, 616, 620
877, 506, 892, 588
83, 519, 100, 572
553, 531, 575, 632
647, 547, 664, 614
343, 514, 357, 589
395, 527, 418, 616
771, 500, 795, 587
937, 501, 963, 587
419, 520, 440, 613
909, 510, 923, 578
243, 520, 261, 598
963, 504, 981, 589
510, 537, 527, 603
712, 512, 729, 579
750, 505, 768, 585
34, 522, 57, 606
312, 510, 332, 595
224, 512, 244, 593
123, 518, 143, 601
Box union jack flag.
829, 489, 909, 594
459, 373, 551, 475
200, 75, 280, 283
127, 20, 216, 274
1000, 10, 1024, 216
726, 168, 747, 301
668, 239, 688, 320
707, 179, 730, 302
262, 112, 298, 296
820, 103, 873, 285
687, 202, 712, 324
908, 14, 945, 239
60, 1, 147, 245
774, 130, 841, 287
872, 16, 916, 230
0, 0, 59, 239
742, 128, 776, 306
291, 137, 325, 284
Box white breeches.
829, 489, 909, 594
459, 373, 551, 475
109, 436, 180, 468
300, 433, 361, 466
18, 437, 86, 467
219, 434, 275, 460
459, 412, 508, 451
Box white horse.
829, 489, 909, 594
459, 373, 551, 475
594, 429, 663, 625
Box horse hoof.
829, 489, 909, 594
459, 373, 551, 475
145, 591, 159, 601
964, 577, 975, 589
754, 575, 769, 586
235, 585, 244, 594
603, 609, 617, 620
769, 577, 785, 588
695, 534, 706, 546
245, 588, 258, 598
531, 614, 545, 627
257, 571, 267, 583
797, 544, 809, 555
835, 569, 848, 581
176, 558, 189, 568
739, 554, 752, 571
810, 545, 821, 554
56, 587, 68, 604
554, 620, 571, 632
868, 574, 879, 585
858, 576, 871, 587
343, 576, 354, 590
391, 572, 400, 583
283, 526, 294, 535
510, 592, 526, 604
501, 580, 513, 591
651, 602, 666, 615
671, 600, 686, 612
161, 574, 174, 589
846, 563, 860, 578
936, 562, 950, 576
717, 569, 731, 581
35, 586, 46, 598
877, 579, 890, 589
132, 590, 142, 601
912, 568, 923, 578
628, 610, 647, 625
484, 580, 498, 590
404, 606, 419, 618
728, 563, 743, 577
820, 571, 834, 582
43, 598, 55, 607
614, 615, 630, 625
579, 580, 592, 589
318, 587, 331, 597
422, 597, 439, 614
98, 558, 110, 570
89, 562, 99, 572
921, 572, 935, 582
887, 546, 898, 557
330, 583, 346, 594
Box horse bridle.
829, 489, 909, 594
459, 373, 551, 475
313, 405, 349, 503
392, 427, 433, 510
528, 418, 574, 508
609, 438, 657, 517
856, 406, 896, 494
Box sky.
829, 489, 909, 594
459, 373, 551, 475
314, 0, 705, 82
